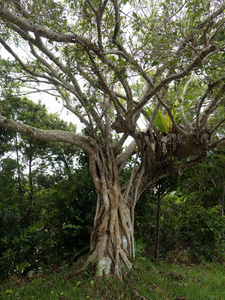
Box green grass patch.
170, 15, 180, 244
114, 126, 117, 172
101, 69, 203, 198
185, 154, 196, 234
0, 258, 225, 299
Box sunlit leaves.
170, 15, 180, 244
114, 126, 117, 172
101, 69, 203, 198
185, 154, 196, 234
145, 99, 182, 134
145, 107, 168, 134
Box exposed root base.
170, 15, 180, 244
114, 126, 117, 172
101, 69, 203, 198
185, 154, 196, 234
64, 262, 96, 281
64, 266, 87, 281
132, 288, 148, 300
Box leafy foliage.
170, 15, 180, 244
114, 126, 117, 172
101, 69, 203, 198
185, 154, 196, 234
135, 153, 225, 262
178, 205, 225, 261
0, 98, 95, 279
145, 101, 181, 134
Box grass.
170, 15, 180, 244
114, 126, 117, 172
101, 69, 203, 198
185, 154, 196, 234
1, 257, 225, 299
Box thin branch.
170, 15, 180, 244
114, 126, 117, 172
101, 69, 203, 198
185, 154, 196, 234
86, 0, 103, 50
114, 133, 128, 157
133, 164, 145, 209
33, 36, 84, 97
197, 4, 225, 29
199, 83, 225, 127
180, 74, 195, 130
112, 0, 120, 42
0, 36, 44, 78
117, 140, 137, 174
55, 86, 91, 127
86, 48, 125, 116
148, 102, 160, 131
208, 137, 225, 149
123, 150, 139, 202
210, 119, 225, 135
0, 36, 79, 98
18, 89, 58, 97
126, 45, 217, 122
209, 19, 225, 43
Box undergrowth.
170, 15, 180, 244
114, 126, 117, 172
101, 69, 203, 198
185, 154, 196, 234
0, 257, 225, 299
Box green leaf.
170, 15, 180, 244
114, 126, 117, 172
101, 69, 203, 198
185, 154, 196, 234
151, 61, 159, 66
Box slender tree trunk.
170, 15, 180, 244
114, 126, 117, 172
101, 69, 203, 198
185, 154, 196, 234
155, 193, 161, 260
24, 151, 34, 225
154, 184, 168, 260
28, 154, 33, 204
15, 133, 23, 201
221, 177, 225, 216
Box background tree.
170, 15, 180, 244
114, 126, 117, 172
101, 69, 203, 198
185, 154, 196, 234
0, 97, 95, 279
1, 0, 225, 278
179, 149, 225, 213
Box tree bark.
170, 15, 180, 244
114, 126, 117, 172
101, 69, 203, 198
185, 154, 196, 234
88, 149, 134, 279
88, 190, 133, 279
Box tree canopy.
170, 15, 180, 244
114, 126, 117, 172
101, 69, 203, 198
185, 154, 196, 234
1, 0, 225, 278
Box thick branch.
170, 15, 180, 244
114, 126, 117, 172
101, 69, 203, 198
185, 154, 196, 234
0, 115, 96, 156
0, 4, 93, 46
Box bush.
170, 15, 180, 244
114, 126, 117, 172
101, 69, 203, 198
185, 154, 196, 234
135, 191, 225, 262
0, 168, 96, 279
0, 208, 29, 278
178, 206, 225, 261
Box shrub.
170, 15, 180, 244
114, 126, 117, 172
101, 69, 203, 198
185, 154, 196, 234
178, 206, 225, 261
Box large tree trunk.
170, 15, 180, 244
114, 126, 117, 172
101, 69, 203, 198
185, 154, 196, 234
88, 149, 134, 279
89, 189, 133, 278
